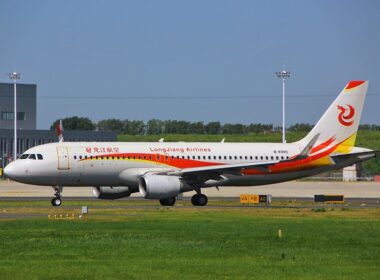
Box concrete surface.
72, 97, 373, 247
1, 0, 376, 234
1, 180, 379, 198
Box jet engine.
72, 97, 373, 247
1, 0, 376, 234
139, 174, 183, 199
92, 186, 132, 200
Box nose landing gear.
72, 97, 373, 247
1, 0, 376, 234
51, 186, 63, 207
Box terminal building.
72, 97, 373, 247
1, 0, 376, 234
0, 83, 116, 167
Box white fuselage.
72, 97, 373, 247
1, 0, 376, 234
5, 141, 314, 189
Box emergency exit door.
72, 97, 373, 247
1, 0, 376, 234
57, 147, 70, 170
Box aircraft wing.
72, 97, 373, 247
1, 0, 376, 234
165, 160, 279, 177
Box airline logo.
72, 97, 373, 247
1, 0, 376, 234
337, 104, 355, 126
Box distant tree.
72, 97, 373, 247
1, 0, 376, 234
288, 123, 313, 132
97, 119, 123, 132
205, 122, 221, 134
123, 120, 146, 135
222, 123, 246, 134
188, 122, 205, 134
147, 119, 164, 134
50, 116, 95, 131
247, 123, 273, 133
359, 124, 380, 131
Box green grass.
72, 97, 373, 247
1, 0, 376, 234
0, 202, 379, 280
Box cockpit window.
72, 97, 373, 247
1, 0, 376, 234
37, 154, 43, 160
28, 154, 36, 160
20, 154, 29, 159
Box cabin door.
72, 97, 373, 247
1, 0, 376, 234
57, 147, 70, 170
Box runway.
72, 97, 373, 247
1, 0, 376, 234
1, 179, 380, 198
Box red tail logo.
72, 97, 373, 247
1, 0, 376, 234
337, 105, 355, 126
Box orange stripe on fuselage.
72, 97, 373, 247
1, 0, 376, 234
78, 134, 351, 176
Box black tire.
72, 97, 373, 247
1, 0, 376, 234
191, 194, 199, 206
51, 198, 62, 207
159, 197, 176, 206
197, 194, 208, 206
191, 194, 208, 206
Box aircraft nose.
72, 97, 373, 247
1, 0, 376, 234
3, 163, 17, 180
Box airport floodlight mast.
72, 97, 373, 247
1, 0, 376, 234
275, 69, 291, 144
8, 72, 21, 161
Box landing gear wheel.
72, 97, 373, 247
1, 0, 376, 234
191, 194, 208, 206
159, 197, 176, 206
51, 197, 62, 207
51, 186, 63, 207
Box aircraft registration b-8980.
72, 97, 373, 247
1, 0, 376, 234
3, 81, 379, 206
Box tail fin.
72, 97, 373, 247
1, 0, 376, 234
297, 81, 368, 154
56, 120, 64, 143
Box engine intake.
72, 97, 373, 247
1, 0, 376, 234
92, 186, 132, 200
139, 174, 183, 199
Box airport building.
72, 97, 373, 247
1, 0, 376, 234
0, 82, 116, 167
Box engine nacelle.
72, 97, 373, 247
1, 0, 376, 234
92, 186, 132, 200
139, 174, 183, 199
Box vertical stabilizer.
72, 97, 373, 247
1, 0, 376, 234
297, 81, 368, 154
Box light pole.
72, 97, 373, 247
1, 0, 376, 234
275, 69, 290, 144
8, 72, 21, 161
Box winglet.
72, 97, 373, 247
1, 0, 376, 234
297, 133, 320, 159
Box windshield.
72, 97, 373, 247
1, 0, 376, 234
20, 154, 29, 159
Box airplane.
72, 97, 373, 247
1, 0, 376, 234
3, 80, 379, 207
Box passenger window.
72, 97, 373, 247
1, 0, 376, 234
271, 156, 273, 160
157, 156, 160, 160
234, 156, 237, 160
208, 156, 211, 160
229, 156, 232, 160
214, 156, 216, 160
224, 156, 227, 160
266, 156, 269, 160
203, 156, 206, 160
85, 155, 88, 159
198, 156, 201, 160
29, 154, 36, 160
219, 156, 221, 160
276, 156, 279, 160
74, 156, 77, 160
260, 156, 263, 160
79, 156, 82, 159
192, 156, 195, 159
255, 156, 258, 160
245, 156, 247, 160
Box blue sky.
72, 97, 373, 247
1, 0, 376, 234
1, 0, 379, 129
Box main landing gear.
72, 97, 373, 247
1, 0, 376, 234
51, 186, 63, 207
191, 192, 208, 206
159, 197, 176, 206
